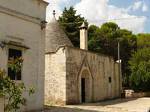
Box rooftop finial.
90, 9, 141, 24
53, 10, 56, 17
80, 21, 87, 29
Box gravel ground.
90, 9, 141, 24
37, 97, 150, 112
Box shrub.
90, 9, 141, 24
129, 48, 150, 91
0, 58, 34, 112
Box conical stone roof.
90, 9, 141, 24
45, 14, 73, 53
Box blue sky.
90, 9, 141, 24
45, 0, 150, 34
109, 0, 150, 33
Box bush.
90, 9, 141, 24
129, 48, 150, 91
0, 58, 34, 112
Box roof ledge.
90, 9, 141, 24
37, 0, 49, 6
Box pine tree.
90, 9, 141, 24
59, 7, 87, 47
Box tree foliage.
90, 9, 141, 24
88, 22, 136, 59
58, 6, 87, 47
137, 33, 150, 49
129, 48, 150, 91
88, 22, 137, 87
0, 58, 34, 112
129, 33, 150, 91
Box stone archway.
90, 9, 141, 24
78, 68, 93, 103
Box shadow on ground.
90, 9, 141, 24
79, 98, 138, 106
28, 98, 150, 112
42, 98, 138, 112
44, 106, 101, 112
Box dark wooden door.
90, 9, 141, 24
81, 78, 85, 103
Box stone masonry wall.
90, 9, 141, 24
45, 48, 67, 105
65, 46, 121, 104
45, 46, 121, 105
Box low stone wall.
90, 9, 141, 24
132, 92, 150, 98
0, 97, 4, 112
125, 90, 134, 98
124, 90, 150, 98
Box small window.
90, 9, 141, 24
109, 77, 112, 83
8, 48, 22, 80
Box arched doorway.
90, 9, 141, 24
78, 69, 93, 103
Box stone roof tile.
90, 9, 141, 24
45, 16, 73, 53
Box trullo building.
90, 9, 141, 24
0, 0, 48, 111
45, 12, 122, 105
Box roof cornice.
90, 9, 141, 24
37, 0, 49, 5
0, 5, 42, 25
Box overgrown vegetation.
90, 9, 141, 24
0, 58, 34, 112
129, 48, 150, 91
129, 34, 150, 91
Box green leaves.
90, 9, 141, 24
59, 6, 88, 47
8, 57, 23, 74
0, 70, 26, 111
88, 22, 137, 87
129, 48, 150, 91
137, 33, 150, 49
0, 58, 34, 112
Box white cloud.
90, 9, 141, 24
142, 3, 148, 12
75, 0, 147, 33
45, 0, 147, 33
44, 0, 62, 22
108, 5, 147, 33
45, 0, 77, 22
75, 0, 109, 25
128, 0, 148, 12
132, 1, 143, 11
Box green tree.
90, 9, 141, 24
129, 48, 150, 91
88, 22, 136, 59
88, 22, 137, 87
137, 33, 150, 49
88, 25, 100, 51
59, 7, 87, 47
128, 33, 150, 91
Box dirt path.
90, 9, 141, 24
43, 97, 150, 112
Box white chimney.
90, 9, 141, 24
80, 22, 88, 50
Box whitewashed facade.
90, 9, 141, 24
0, 0, 48, 111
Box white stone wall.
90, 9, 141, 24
45, 46, 121, 105
0, 97, 4, 112
0, 1, 47, 111
45, 48, 67, 105
0, 0, 47, 20
65, 47, 121, 104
